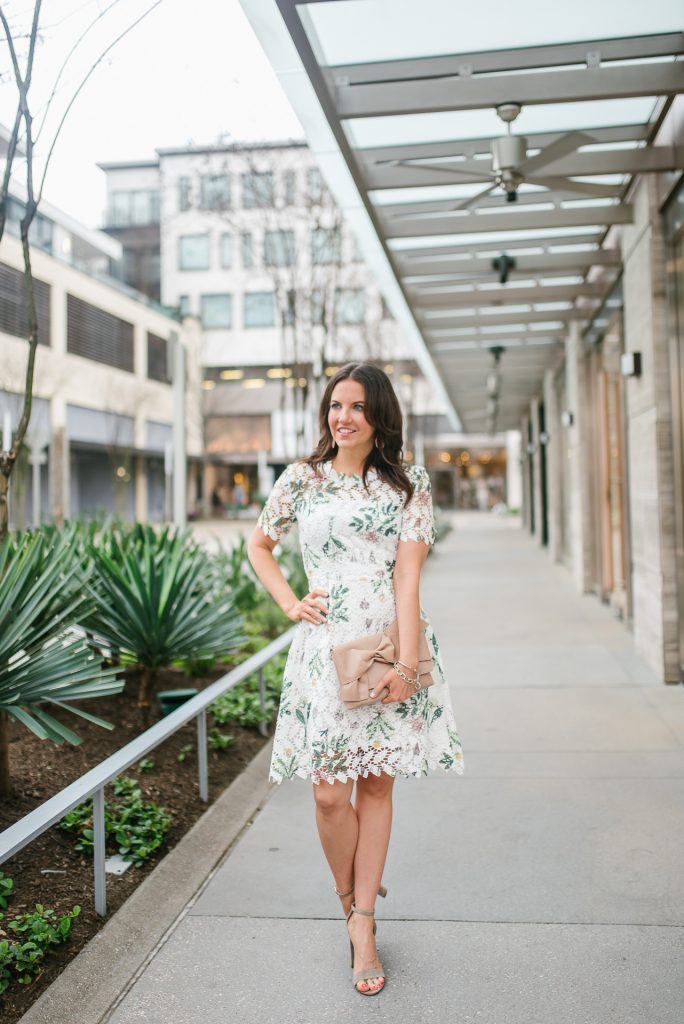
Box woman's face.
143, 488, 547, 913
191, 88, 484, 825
328, 378, 375, 454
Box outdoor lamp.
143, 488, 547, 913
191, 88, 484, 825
620, 352, 642, 378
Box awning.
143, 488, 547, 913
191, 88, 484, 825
240, 0, 684, 431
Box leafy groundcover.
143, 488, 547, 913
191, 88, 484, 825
0, 661, 276, 1024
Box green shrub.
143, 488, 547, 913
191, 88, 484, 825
0, 875, 80, 994
59, 775, 171, 866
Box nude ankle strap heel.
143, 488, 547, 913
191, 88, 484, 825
334, 882, 388, 898
347, 903, 386, 996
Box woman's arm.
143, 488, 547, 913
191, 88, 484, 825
393, 538, 429, 669
377, 539, 429, 704
247, 528, 328, 625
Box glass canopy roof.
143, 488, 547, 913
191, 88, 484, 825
240, 0, 684, 432
304, 0, 683, 65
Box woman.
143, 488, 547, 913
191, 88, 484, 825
247, 362, 464, 996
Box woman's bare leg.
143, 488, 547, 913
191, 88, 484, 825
312, 771, 394, 992
348, 771, 394, 991
312, 777, 358, 919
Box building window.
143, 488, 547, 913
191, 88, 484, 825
311, 227, 341, 265
244, 291, 276, 328
351, 233, 365, 262
0, 261, 51, 345
147, 332, 170, 382
311, 288, 326, 326
200, 174, 231, 210
108, 189, 159, 226
241, 172, 274, 208
241, 232, 254, 268
201, 294, 233, 329
282, 289, 296, 326
284, 169, 296, 206
220, 233, 233, 269
335, 288, 366, 325
178, 294, 190, 317
109, 191, 129, 226
264, 229, 295, 267
307, 167, 324, 202
179, 234, 210, 270
178, 177, 191, 211
67, 294, 134, 371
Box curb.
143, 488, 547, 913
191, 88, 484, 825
18, 740, 275, 1024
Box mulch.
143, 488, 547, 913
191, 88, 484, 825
0, 664, 271, 1024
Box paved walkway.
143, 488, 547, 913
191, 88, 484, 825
109, 515, 684, 1023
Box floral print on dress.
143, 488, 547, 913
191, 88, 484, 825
256, 459, 464, 786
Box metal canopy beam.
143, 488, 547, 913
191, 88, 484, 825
386, 205, 632, 239
326, 33, 684, 85
398, 250, 620, 277
361, 124, 650, 166
379, 187, 624, 219
365, 147, 683, 189
336, 63, 684, 119
412, 283, 604, 307
431, 334, 564, 348
397, 232, 602, 258
419, 309, 581, 328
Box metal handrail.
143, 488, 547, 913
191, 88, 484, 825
0, 627, 296, 916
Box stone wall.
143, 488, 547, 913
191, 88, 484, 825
621, 176, 678, 682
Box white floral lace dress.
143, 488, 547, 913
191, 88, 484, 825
256, 459, 465, 786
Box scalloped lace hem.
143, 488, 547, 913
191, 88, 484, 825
269, 757, 465, 786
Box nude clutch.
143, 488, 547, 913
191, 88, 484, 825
331, 618, 434, 708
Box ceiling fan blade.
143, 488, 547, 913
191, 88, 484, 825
519, 131, 596, 176
449, 183, 499, 210
394, 158, 494, 182
526, 175, 621, 198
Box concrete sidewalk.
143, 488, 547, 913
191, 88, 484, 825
108, 516, 684, 1023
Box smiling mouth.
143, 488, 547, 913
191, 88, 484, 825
336, 428, 356, 434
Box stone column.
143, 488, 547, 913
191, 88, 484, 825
49, 397, 69, 526
622, 175, 678, 682
543, 368, 562, 562
134, 454, 147, 522
531, 398, 547, 545
520, 413, 531, 531
564, 321, 593, 592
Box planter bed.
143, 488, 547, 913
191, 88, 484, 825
0, 663, 271, 1024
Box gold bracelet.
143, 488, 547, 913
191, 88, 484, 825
393, 661, 421, 690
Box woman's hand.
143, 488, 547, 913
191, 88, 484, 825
372, 666, 418, 704
285, 588, 328, 625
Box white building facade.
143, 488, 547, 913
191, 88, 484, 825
99, 141, 504, 511
1, 210, 203, 531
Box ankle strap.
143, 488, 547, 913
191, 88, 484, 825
351, 902, 375, 916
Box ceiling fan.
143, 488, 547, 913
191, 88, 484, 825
390, 103, 619, 211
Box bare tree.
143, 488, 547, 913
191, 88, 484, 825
0, 0, 162, 544
188, 141, 388, 458
0, 0, 162, 795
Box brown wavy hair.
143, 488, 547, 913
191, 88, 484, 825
299, 362, 414, 506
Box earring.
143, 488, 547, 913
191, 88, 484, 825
374, 435, 382, 450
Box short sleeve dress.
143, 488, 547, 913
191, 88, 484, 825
256, 459, 465, 786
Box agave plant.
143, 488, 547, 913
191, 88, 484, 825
0, 528, 125, 797
83, 525, 245, 723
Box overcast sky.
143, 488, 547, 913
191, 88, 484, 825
0, 0, 304, 229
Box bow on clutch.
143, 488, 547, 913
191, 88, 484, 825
331, 618, 434, 709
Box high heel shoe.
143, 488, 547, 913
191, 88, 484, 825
346, 902, 386, 996
334, 881, 387, 934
